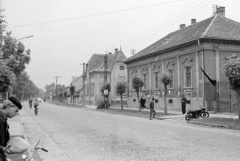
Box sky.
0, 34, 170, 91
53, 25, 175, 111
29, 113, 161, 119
1, 0, 240, 91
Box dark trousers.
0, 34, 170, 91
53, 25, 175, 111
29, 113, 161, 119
150, 108, 156, 120
182, 104, 186, 114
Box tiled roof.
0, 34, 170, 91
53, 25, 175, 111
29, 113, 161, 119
125, 14, 240, 63
91, 50, 127, 72
87, 54, 105, 72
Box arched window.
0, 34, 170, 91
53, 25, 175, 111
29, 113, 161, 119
119, 66, 124, 70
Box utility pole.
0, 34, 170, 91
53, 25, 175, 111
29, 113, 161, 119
80, 63, 86, 107
54, 76, 60, 102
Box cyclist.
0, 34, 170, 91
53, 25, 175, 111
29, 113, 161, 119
34, 99, 39, 116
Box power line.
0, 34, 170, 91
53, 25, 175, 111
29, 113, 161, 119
9, 0, 183, 28
122, 0, 216, 49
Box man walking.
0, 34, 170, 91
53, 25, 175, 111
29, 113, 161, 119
149, 97, 156, 120
0, 97, 22, 161
181, 94, 187, 114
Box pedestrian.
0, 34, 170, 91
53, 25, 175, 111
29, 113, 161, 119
0, 97, 22, 161
149, 97, 156, 120
181, 94, 187, 114
29, 98, 33, 109
140, 96, 146, 109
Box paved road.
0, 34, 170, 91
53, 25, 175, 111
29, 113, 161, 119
20, 102, 240, 161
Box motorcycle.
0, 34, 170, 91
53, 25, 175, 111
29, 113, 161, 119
185, 108, 209, 121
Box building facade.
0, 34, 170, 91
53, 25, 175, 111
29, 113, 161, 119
124, 7, 240, 112
84, 49, 128, 105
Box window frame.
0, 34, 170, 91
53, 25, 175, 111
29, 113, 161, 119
184, 66, 192, 88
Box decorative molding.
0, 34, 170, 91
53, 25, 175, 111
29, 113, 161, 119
131, 68, 138, 75
141, 66, 148, 74
225, 54, 240, 60
153, 64, 160, 72
213, 43, 219, 50
182, 56, 193, 67
166, 60, 175, 70
154, 56, 160, 62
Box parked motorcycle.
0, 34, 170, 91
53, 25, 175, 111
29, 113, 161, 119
185, 108, 209, 121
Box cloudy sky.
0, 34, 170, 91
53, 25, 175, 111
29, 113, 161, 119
1, 0, 240, 90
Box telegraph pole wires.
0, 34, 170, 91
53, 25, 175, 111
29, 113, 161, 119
54, 76, 60, 102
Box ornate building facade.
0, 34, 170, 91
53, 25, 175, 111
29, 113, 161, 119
125, 7, 240, 112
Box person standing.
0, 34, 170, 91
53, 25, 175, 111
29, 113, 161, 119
149, 97, 156, 120
29, 98, 33, 109
140, 96, 146, 109
0, 97, 22, 161
181, 94, 187, 114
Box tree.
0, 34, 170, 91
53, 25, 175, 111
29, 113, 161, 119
224, 55, 240, 120
161, 73, 171, 114
132, 77, 144, 111
116, 83, 127, 110
12, 71, 39, 100
0, 63, 16, 94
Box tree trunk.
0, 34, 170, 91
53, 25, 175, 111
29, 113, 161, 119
164, 85, 168, 114
236, 90, 240, 120
121, 94, 123, 110
137, 90, 141, 112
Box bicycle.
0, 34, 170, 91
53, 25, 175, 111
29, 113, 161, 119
21, 140, 48, 161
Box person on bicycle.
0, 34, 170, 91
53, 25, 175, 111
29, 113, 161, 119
34, 99, 39, 116
29, 98, 33, 109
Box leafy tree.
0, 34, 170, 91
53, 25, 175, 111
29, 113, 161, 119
116, 83, 127, 110
12, 71, 39, 100
224, 55, 240, 120
0, 63, 16, 94
2, 33, 31, 76
161, 73, 171, 114
132, 77, 144, 111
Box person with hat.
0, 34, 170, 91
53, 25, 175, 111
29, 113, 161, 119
0, 97, 22, 161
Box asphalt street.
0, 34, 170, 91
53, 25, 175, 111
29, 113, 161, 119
20, 102, 240, 161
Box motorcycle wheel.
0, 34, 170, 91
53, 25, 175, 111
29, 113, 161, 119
200, 112, 209, 118
185, 114, 191, 121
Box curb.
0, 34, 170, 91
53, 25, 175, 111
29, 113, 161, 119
187, 121, 230, 129
19, 106, 34, 161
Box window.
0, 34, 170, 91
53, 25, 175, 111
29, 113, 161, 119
119, 66, 124, 70
143, 74, 147, 89
168, 70, 174, 88
155, 72, 159, 89
185, 66, 192, 87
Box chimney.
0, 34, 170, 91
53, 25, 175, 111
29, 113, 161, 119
217, 6, 225, 17
180, 24, 186, 29
191, 19, 196, 24
115, 48, 118, 53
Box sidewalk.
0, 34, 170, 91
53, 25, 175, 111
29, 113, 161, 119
85, 105, 239, 119
7, 111, 28, 160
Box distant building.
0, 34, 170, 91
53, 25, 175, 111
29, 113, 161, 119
84, 49, 128, 105
124, 6, 240, 112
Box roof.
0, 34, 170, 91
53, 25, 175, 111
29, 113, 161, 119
87, 54, 106, 72
90, 50, 127, 73
125, 14, 240, 63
